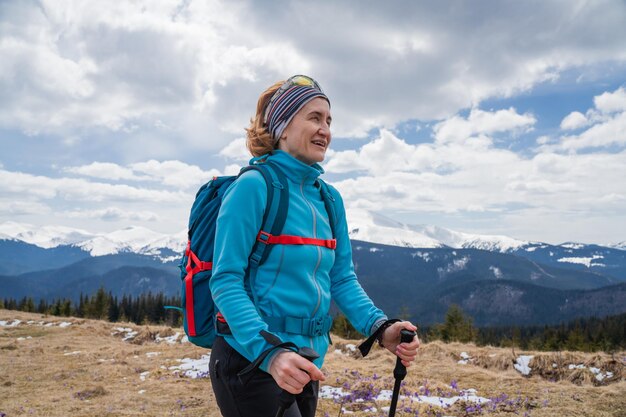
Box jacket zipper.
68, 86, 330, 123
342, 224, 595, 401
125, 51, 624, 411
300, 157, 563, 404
300, 177, 322, 317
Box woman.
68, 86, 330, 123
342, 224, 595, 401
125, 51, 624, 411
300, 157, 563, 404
209, 75, 419, 417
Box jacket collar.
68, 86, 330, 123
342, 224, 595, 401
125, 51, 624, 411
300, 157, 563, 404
265, 150, 324, 184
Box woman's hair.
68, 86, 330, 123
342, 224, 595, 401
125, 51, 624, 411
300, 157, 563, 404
246, 80, 284, 157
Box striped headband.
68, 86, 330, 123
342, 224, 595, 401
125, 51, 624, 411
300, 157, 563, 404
263, 75, 330, 143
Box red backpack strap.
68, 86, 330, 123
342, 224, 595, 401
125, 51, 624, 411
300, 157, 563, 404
184, 241, 213, 336
256, 231, 337, 250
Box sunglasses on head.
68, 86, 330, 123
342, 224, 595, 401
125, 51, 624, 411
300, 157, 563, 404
263, 75, 323, 123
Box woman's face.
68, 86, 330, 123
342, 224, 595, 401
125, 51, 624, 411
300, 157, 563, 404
277, 97, 332, 165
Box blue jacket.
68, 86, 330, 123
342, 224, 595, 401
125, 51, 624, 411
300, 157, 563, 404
210, 150, 387, 371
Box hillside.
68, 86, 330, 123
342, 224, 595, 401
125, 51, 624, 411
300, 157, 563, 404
1, 310, 625, 417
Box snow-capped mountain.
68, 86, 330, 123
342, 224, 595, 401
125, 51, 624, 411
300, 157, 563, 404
76, 226, 186, 257
2, 217, 624, 326
0, 221, 95, 249
346, 209, 531, 252
610, 241, 626, 250
0, 222, 186, 259
0, 210, 619, 258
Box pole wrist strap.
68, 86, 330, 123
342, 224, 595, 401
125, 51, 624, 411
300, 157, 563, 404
357, 318, 400, 357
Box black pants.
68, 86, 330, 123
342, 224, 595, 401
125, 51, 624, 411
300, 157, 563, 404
209, 336, 319, 417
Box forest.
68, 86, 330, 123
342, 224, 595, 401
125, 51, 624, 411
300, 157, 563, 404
2, 290, 625, 352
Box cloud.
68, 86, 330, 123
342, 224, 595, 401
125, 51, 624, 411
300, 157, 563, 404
0, 198, 51, 216
594, 87, 626, 113
65, 207, 159, 222
0, 0, 307, 152
544, 87, 626, 152
560, 111, 588, 130
129, 160, 219, 188
219, 137, 251, 163
1, 1, 626, 243
1, 0, 625, 146
433, 108, 536, 144
325, 107, 535, 175
65, 162, 141, 181
0, 168, 186, 203
64, 160, 219, 189
324, 120, 626, 242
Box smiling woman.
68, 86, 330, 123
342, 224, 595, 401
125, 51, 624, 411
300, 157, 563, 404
199, 75, 420, 417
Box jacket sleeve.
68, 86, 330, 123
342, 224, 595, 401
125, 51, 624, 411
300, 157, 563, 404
209, 170, 277, 369
327, 185, 387, 336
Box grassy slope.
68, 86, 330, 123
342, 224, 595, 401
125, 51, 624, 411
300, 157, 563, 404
1, 310, 624, 417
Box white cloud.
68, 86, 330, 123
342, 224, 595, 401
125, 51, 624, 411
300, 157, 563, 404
594, 87, 626, 113
558, 112, 626, 151
0, 168, 186, 203
433, 108, 536, 144
324, 122, 626, 243
1, 1, 626, 243
0, 199, 51, 216
545, 87, 626, 152
130, 160, 219, 188
0, 0, 308, 150
219, 137, 251, 162
65, 207, 159, 222
560, 111, 588, 130
1, 0, 625, 145
65, 162, 140, 181
64, 160, 219, 189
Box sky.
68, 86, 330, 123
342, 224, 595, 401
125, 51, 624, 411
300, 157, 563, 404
1, 0, 625, 245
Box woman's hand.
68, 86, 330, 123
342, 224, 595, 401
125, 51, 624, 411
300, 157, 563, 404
268, 351, 326, 394
380, 321, 420, 367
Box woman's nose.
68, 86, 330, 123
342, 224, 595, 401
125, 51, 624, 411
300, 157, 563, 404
318, 123, 331, 138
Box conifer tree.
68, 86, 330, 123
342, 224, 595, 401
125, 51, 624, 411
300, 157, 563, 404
440, 304, 476, 343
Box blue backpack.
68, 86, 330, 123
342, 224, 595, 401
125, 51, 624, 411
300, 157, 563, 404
179, 160, 337, 348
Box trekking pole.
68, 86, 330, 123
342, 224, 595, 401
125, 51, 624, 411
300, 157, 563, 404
275, 347, 320, 417
388, 329, 416, 417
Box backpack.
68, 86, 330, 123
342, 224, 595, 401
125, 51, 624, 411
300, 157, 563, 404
179, 160, 338, 348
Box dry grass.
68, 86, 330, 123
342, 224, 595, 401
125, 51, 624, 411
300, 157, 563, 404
1, 310, 624, 417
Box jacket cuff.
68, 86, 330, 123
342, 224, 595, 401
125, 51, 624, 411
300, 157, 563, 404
357, 318, 400, 357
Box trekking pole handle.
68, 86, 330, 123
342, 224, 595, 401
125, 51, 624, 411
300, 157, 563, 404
393, 329, 416, 381
275, 347, 320, 417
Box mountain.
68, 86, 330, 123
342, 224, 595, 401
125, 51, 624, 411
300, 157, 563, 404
0, 222, 187, 263
609, 241, 626, 250
0, 240, 91, 276
348, 241, 626, 325
2, 217, 625, 326
429, 280, 626, 326
509, 242, 626, 281
76, 226, 186, 259
0, 221, 95, 248
0, 253, 179, 301
346, 209, 530, 251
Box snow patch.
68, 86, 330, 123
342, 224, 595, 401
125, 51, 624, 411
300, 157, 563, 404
561, 242, 586, 249
412, 251, 431, 262
489, 266, 503, 279
458, 351, 472, 365
319, 385, 490, 408
169, 354, 211, 379
438, 256, 470, 277
155, 332, 182, 344
557, 255, 603, 268
514, 355, 534, 376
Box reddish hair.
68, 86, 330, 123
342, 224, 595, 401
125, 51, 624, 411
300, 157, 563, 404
245, 80, 284, 157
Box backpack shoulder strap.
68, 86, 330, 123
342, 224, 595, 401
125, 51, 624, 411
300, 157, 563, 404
245, 162, 290, 267
317, 179, 338, 238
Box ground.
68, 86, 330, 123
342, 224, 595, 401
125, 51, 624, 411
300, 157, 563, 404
1, 310, 624, 417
